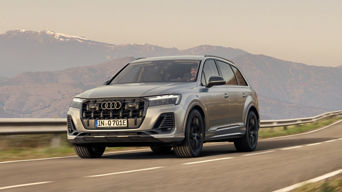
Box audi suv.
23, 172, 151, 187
67, 55, 259, 158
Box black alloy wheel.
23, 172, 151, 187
234, 111, 259, 152
174, 109, 204, 157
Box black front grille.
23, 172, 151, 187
67, 115, 77, 134
153, 113, 175, 132
81, 98, 147, 129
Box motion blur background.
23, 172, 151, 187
0, 0, 341, 119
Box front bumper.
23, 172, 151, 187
67, 104, 187, 146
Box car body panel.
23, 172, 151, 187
67, 55, 259, 146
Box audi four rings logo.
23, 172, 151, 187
101, 101, 122, 110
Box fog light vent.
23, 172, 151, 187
153, 113, 175, 132
67, 115, 76, 133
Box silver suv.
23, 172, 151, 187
67, 55, 259, 158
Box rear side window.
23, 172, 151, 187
231, 66, 248, 86
202, 59, 219, 85
216, 60, 238, 85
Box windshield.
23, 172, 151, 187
111, 60, 200, 84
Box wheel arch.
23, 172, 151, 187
186, 104, 206, 138
248, 106, 260, 122
243, 104, 260, 134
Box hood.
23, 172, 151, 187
76, 82, 197, 98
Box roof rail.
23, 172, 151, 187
134, 57, 145, 60
204, 55, 235, 64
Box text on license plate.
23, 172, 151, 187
95, 119, 127, 128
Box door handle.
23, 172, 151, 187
224, 93, 229, 99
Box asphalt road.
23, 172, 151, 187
1, 121, 342, 192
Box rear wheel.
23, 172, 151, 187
234, 111, 259, 152
150, 146, 172, 154
74, 144, 106, 158
174, 109, 204, 158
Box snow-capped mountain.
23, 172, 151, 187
1, 29, 341, 119
0, 29, 247, 77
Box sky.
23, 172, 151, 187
0, 0, 341, 67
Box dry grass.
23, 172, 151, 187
0, 134, 143, 161
292, 174, 342, 192
259, 116, 342, 139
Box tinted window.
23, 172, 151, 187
216, 60, 238, 85
232, 66, 248, 86
202, 59, 219, 85
111, 60, 200, 84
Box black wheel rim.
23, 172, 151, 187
248, 115, 258, 148
189, 115, 203, 151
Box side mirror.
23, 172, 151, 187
207, 76, 225, 88
103, 80, 110, 85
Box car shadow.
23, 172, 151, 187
101, 137, 337, 159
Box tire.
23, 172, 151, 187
174, 109, 204, 158
234, 111, 259, 152
150, 146, 172, 154
74, 144, 106, 158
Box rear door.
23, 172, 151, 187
200, 59, 229, 131
231, 65, 250, 125
215, 60, 242, 132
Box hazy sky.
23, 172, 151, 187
1, 0, 341, 66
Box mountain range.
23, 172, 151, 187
0, 30, 341, 119
0, 30, 247, 77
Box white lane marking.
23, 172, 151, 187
280, 145, 303, 151
183, 157, 233, 165
264, 119, 342, 141
86, 166, 163, 178
306, 142, 322, 147
0, 156, 75, 164
242, 150, 275, 157
273, 168, 342, 192
324, 139, 338, 143
0, 148, 147, 164
104, 149, 147, 155
0, 181, 53, 190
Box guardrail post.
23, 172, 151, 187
283, 126, 288, 130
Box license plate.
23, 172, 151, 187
95, 119, 128, 128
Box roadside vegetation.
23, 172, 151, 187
259, 116, 342, 139
0, 115, 341, 161
0, 134, 141, 161
292, 174, 342, 192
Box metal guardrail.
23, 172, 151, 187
259, 110, 342, 128
0, 110, 341, 135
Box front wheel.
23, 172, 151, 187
234, 111, 259, 152
174, 109, 204, 158
74, 144, 106, 158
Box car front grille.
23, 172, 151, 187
81, 98, 147, 129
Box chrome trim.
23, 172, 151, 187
211, 132, 243, 138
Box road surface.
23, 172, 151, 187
1, 121, 342, 192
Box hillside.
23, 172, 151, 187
0, 29, 341, 119
0, 30, 247, 77
1, 55, 341, 119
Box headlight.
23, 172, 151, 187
147, 95, 181, 107
70, 98, 84, 109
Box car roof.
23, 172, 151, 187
130, 55, 235, 65
130, 55, 204, 63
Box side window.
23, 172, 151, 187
216, 60, 238, 85
201, 59, 219, 85
231, 66, 248, 86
